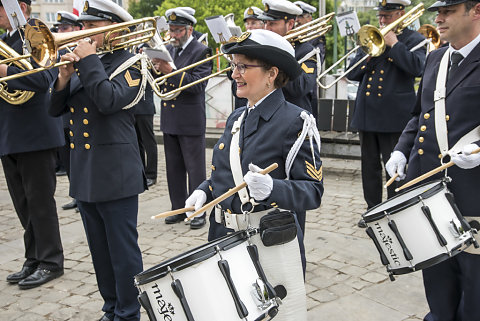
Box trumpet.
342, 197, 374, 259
152, 12, 335, 100
0, 40, 35, 104
418, 24, 441, 52
0, 17, 157, 83
317, 2, 424, 89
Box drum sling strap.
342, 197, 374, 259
434, 50, 480, 254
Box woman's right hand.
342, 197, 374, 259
185, 190, 207, 216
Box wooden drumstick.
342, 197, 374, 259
151, 207, 195, 220
384, 173, 399, 188
184, 163, 279, 222
396, 147, 480, 192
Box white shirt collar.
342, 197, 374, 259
449, 32, 480, 63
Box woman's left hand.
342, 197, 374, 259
244, 163, 273, 201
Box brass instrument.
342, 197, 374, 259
0, 40, 35, 104
153, 12, 335, 100
317, 2, 424, 89
0, 17, 158, 83
418, 24, 441, 52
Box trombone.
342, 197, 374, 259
152, 12, 335, 100
0, 17, 158, 83
418, 24, 441, 52
317, 2, 424, 89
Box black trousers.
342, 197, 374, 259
359, 131, 401, 209
77, 195, 143, 321
163, 133, 206, 216
1, 148, 63, 270
135, 115, 158, 180
58, 128, 71, 177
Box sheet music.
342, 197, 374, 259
1, 0, 27, 31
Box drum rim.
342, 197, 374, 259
362, 179, 446, 222
134, 230, 250, 285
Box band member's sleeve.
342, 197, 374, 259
5, 66, 57, 92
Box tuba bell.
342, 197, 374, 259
0, 40, 35, 104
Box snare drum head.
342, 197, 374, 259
363, 180, 444, 222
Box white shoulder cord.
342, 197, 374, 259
109, 53, 150, 110
285, 111, 321, 179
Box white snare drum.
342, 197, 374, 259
361, 180, 478, 280
134, 230, 280, 321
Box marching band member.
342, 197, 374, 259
48, 1, 146, 320
0, 0, 65, 289
244, 6, 265, 30
347, 0, 426, 212
151, 7, 213, 229
386, 1, 480, 319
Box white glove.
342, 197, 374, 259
452, 143, 480, 169
185, 190, 207, 216
385, 151, 407, 181
243, 163, 273, 201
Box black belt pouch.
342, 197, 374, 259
259, 209, 297, 247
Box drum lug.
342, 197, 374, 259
388, 272, 395, 282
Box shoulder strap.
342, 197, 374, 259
229, 111, 250, 205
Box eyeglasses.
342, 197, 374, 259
169, 28, 186, 34
376, 13, 397, 19
230, 62, 264, 74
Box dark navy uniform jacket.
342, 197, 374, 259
160, 38, 212, 136
197, 89, 324, 214
283, 41, 317, 113
48, 50, 145, 203
348, 28, 426, 132
133, 84, 155, 115
0, 31, 64, 157
395, 44, 480, 218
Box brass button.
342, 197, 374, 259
388, 58, 393, 62
378, 85, 382, 89
271, 202, 277, 206
85, 144, 91, 150
379, 78, 384, 82
424, 113, 430, 120
420, 125, 427, 131
69, 131, 73, 137
368, 77, 372, 81
75, 68, 78, 72
70, 143, 74, 149
70, 107, 74, 113
70, 119, 73, 125
367, 84, 371, 89
83, 119, 88, 125
418, 149, 424, 155
163, 102, 167, 106
419, 136, 424, 143
77, 72, 80, 76
218, 143, 225, 150
171, 104, 175, 108
49, 88, 52, 94
209, 185, 213, 191
211, 165, 215, 171
378, 93, 382, 97
438, 154, 443, 159
366, 92, 370, 96
371, 70, 375, 74
83, 132, 89, 138
380, 70, 384, 74
446, 115, 450, 121
84, 107, 88, 113
226, 209, 232, 214
361, 65, 366, 70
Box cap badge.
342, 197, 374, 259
247, 8, 254, 15
83, 1, 89, 13
57, 13, 62, 22
265, 4, 270, 12
169, 13, 176, 21
381, 0, 387, 6
237, 31, 251, 43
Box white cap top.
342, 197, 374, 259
80, 0, 133, 23
294, 1, 317, 14
165, 7, 197, 25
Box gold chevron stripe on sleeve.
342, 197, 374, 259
305, 161, 323, 181
124, 70, 140, 87
301, 63, 314, 74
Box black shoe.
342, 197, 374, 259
146, 178, 156, 187
56, 169, 67, 176
98, 314, 112, 321
357, 218, 367, 228
18, 268, 64, 290
165, 214, 185, 224
75, 207, 80, 213
190, 216, 206, 229
62, 199, 77, 210
6, 266, 36, 284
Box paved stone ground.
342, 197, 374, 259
0, 147, 429, 321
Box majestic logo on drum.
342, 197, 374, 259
374, 223, 401, 266
151, 283, 175, 320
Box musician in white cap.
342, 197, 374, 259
152, 7, 212, 229
54, 10, 82, 32
48, 0, 147, 320
244, 6, 265, 30
348, 0, 426, 213
260, 0, 318, 237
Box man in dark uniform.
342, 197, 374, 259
151, 7, 212, 229
53, 11, 83, 211
48, 1, 146, 320
386, 1, 480, 319
347, 0, 426, 210
0, 0, 65, 289
261, 0, 318, 114
294, 1, 326, 119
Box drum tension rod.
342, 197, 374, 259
168, 266, 195, 321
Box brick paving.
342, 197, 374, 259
0, 147, 429, 320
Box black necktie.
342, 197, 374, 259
174, 47, 182, 60
448, 52, 463, 81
